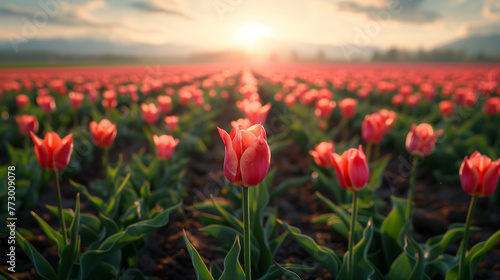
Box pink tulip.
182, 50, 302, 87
236, 100, 271, 125
331, 145, 369, 191
164, 116, 179, 130
439, 101, 454, 117
339, 98, 357, 118
153, 134, 179, 160
158, 95, 172, 114
37, 95, 56, 113
16, 115, 39, 136
315, 98, 336, 118
16, 94, 29, 109
362, 111, 395, 143
89, 119, 117, 148
405, 123, 443, 157
68, 91, 85, 109
141, 103, 159, 124
460, 152, 500, 197
218, 124, 271, 187
31, 131, 73, 171
309, 142, 335, 168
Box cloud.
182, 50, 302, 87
0, 5, 34, 18
337, 0, 442, 24
483, 0, 500, 20
461, 21, 500, 37
130, 0, 195, 20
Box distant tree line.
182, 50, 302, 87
371, 47, 500, 62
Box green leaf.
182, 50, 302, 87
270, 175, 310, 201
277, 218, 341, 276
272, 261, 301, 280
16, 231, 58, 280
69, 179, 105, 211
337, 220, 383, 280
219, 235, 245, 280
0, 269, 17, 280
183, 230, 215, 280
210, 195, 243, 233
424, 227, 466, 261
465, 228, 500, 279
258, 263, 314, 280
31, 211, 64, 257
381, 196, 408, 267
79, 203, 181, 279
316, 191, 363, 240
388, 236, 427, 280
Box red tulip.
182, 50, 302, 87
158, 95, 172, 114
331, 145, 369, 191
16, 115, 38, 136
37, 95, 56, 113
460, 152, 500, 197
406, 123, 443, 157
153, 134, 179, 160
16, 94, 29, 109
231, 118, 251, 129
89, 119, 117, 147
339, 98, 357, 118
315, 98, 336, 118
164, 116, 179, 130
218, 124, 271, 187
362, 111, 395, 143
30, 131, 73, 171
309, 142, 334, 168
391, 94, 404, 106
439, 101, 454, 117
141, 103, 159, 124
483, 97, 500, 115
102, 90, 117, 109
236, 100, 271, 125
68, 91, 85, 109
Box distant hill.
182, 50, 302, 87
435, 34, 500, 56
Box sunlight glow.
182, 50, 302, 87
233, 24, 271, 49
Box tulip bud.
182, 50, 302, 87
439, 100, 454, 117
331, 145, 369, 191
68, 91, 85, 109
405, 123, 443, 157
164, 116, 179, 131
460, 151, 500, 197
16, 115, 39, 136
141, 103, 159, 124
339, 98, 357, 118
16, 94, 29, 109
31, 131, 73, 171
309, 142, 335, 168
37, 95, 56, 113
218, 124, 271, 187
89, 119, 117, 147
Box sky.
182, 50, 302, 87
0, 0, 500, 51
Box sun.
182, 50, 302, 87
233, 24, 271, 49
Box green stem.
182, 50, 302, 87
405, 156, 419, 221
458, 195, 478, 280
102, 147, 110, 194
348, 191, 359, 280
54, 170, 67, 246
243, 187, 251, 280
342, 118, 349, 141
73, 109, 78, 128
365, 142, 373, 163
373, 142, 380, 162
25, 137, 29, 150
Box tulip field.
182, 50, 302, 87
1, 62, 500, 280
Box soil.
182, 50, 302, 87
1, 109, 500, 280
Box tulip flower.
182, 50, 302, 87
236, 100, 271, 125
309, 142, 334, 168
37, 95, 56, 113
157, 95, 172, 114
164, 116, 179, 131
391, 94, 404, 106
231, 118, 251, 129
31, 131, 73, 246
362, 113, 390, 143
439, 100, 454, 117
218, 123, 271, 280
339, 98, 357, 118
141, 103, 159, 124
406, 123, 443, 157
218, 124, 271, 187
102, 90, 117, 109
16, 115, 38, 136
68, 91, 85, 109
153, 134, 179, 160
460, 152, 500, 197
483, 97, 500, 115
331, 144, 368, 280
16, 94, 29, 109
458, 152, 500, 280
89, 119, 117, 148
315, 98, 336, 118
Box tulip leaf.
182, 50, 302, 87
424, 227, 466, 261
337, 219, 384, 280
316, 191, 363, 240
381, 196, 408, 267
258, 263, 314, 280
219, 235, 245, 280
15, 231, 58, 280
69, 179, 105, 211
183, 230, 215, 280
31, 211, 64, 257
210, 195, 244, 233
201, 224, 260, 261
269, 175, 310, 201
427, 254, 458, 277
277, 218, 341, 276
464, 228, 500, 280
0, 269, 17, 280
271, 261, 301, 280
251, 181, 273, 274
79, 202, 180, 279
388, 235, 428, 280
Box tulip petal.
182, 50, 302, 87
53, 134, 73, 170
240, 136, 270, 187
31, 131, 49, 169
460, 157, 479, 195
218, 127, 239, 184
348, 147, 369, 190
332, 153, 349, 190
482, 161, 500, 197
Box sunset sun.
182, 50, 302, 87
233, 24, 271, 49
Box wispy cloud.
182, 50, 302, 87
338, 0, 442, 24
130, 0, 195, 20
0, 5, 38, 18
